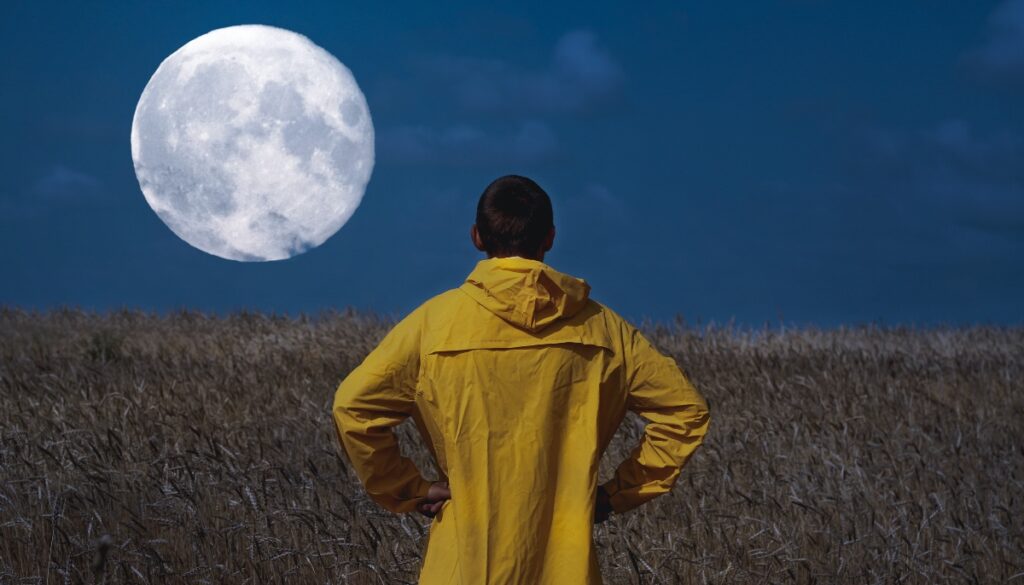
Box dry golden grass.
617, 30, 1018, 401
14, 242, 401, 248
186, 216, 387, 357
0, 307, 1021, 584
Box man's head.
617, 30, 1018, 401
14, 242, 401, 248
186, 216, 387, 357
471, 175, 556, 261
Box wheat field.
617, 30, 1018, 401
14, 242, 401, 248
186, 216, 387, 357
0, 307, 1021, 584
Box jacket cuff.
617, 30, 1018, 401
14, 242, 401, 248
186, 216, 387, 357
402, 475, 435, 512
375, 475, 435, 514
413, 475, 434, 499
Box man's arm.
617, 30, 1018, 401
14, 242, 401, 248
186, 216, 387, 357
332, 308, 434, 514
600, 325, 711, 515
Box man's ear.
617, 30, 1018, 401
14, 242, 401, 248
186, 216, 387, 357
471, 224, 487, 252
542, 226, 555, 252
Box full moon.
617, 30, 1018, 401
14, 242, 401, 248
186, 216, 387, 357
131, 25, 374, 261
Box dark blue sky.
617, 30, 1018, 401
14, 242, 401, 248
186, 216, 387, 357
2, 1, 1021, 326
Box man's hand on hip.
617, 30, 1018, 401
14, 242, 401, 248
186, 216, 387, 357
418, 481, 451, 518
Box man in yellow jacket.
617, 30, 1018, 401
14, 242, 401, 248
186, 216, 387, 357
332, 175, 710, 584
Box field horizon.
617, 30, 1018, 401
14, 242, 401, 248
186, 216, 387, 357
1, 306, 1021, 583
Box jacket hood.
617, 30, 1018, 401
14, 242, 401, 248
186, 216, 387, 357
460, 256, 591, 332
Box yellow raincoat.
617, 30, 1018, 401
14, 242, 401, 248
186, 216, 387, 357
332, 256, 710, 584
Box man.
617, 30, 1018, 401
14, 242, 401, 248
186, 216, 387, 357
332, 175, 710, 584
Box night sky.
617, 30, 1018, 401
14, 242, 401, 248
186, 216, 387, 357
2, 1, 1021, 327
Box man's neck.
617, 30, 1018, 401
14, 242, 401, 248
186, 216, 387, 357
488, 253, 545, 262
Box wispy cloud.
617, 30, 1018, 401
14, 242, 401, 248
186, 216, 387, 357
377, 29, 622, 168
1, 164, 104, 219
417, 29, 624, 115
32, 165, 102, 201
962, 0, 1024, 84
380, 120, 559, 167
562, 182, 628, 221
852, 119, 1024, 237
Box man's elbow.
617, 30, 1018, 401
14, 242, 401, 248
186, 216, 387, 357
332, 380, 361, 427
332, 396, 352, 435
695, 395, 711, 436
681, 391, 711, 444
331, 386, 370, 455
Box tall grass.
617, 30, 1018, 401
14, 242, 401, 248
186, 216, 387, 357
0, 307, 1021, 583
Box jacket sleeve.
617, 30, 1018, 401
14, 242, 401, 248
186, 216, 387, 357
600, 325, 711, 515
332, 308, 434, 514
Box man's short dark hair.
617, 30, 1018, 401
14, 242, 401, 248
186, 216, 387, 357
476, 175, 554, 258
